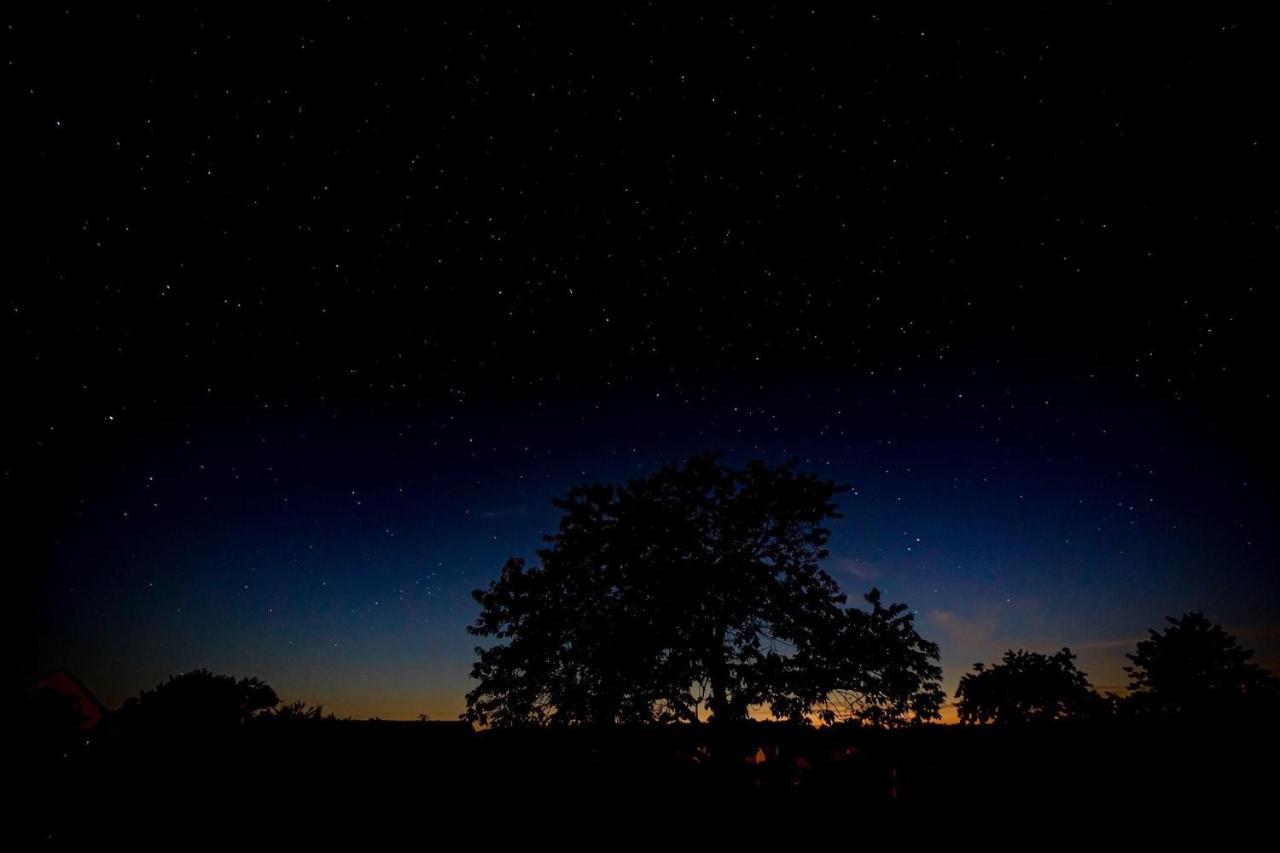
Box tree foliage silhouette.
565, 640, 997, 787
1124, 612, 1280, 718
954, 647, 1098, 724
264, 700, 335, 722
116, 669, 279, 734
464, 453, 944, 727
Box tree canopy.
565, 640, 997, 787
954, 647, 1099, 724
464, 453, 944, 727
116, 669, 279, 733
1125, 612, 1280, 718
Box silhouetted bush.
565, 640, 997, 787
260, 699, 337, 722
1124, 612, 1280, 719
114, 668, 279, 736
954, 647, 1100, 724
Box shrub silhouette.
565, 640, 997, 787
116, 669, 279, 735
1125, 612, 1280, 718
465, 452, 944, 727
955, 647, 1099, 724
263, 700, 334, 722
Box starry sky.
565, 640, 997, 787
8, 6, 1278, 721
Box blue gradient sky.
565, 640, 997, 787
12, 7, 1277, 720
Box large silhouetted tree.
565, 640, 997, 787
954, 648, 1099, 724
464, 453, 944, 727
1125, 612, 1280, 718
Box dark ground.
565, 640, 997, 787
21, 718, 1278, 842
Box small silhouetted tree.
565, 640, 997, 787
263, 700, 333, 722
465, 453, 944, 727
955, 647, 1098, 724
1125, 612, 1280, 718
117, 669, 279, 734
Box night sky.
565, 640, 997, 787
9, 6, 1278, 721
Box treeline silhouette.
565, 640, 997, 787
22, 626, 1280, 840
19, 617, 1279, 841
20, 456, 1279, 838
955, 613, 1280, 724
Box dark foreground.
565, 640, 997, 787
21, 718, 1278, 842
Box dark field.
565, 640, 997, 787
22, 717, 1277, 841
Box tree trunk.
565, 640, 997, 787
709, 677, 730, 723
706, 624, 735, 724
